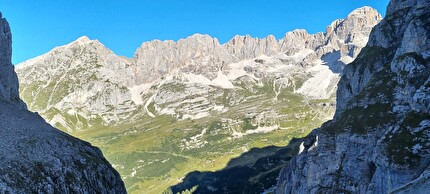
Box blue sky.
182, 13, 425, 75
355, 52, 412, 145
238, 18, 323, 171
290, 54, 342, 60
1, 0, 389, 64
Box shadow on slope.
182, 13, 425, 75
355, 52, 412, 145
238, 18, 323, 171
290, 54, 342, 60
321, 51, 345, 74
167, 138, 303, 194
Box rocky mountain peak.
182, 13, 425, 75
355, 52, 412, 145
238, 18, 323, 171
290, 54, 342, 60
348, 6, 380, 18
0, 14, 11, 64
279, 29, 318, 54
0, 13, 23, 106
178, 33, 220, 46
74, 35, 91, 43
224, 34, 279, 59
176, 33, 223, 55
134, 33, 234, 83
67, 36, 107, 52
326, 6, 382, 47
0, 13, 126, 193
284, 29, 310, 37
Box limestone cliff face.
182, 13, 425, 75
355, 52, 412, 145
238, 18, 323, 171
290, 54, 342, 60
133, 34, 236, 83
133, 6, 382, 84
276, 0, 430, 193
225, 6, 382, 67
224, 34, 279, 60
0, 13, 126, 193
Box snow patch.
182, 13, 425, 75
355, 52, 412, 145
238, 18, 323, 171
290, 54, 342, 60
309, 135, 319, 151
298, 142, 305, 154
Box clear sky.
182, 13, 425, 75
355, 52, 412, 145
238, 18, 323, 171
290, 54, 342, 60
1, 0, 389, 64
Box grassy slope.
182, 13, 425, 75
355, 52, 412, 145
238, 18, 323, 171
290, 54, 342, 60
21, 77, 335, 193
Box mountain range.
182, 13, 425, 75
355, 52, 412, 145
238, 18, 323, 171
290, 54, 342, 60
16, 6, 381, 132
15, 6, 384, 193
4, 0, 429, 193
277, 0, 430, 193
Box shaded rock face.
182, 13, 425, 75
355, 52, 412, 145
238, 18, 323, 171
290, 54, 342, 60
0, 13, 22, 106
0, 14, 126, 193
277, 0, 430, 194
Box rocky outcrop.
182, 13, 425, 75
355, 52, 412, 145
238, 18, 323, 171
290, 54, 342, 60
133, 34, 235, 83
224, 34, 279, 59
276, 0, 430, 193
0, 13, 126, 193
0, 13, 23, 106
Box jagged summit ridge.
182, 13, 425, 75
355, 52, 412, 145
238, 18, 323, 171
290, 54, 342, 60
132, 6, 382, 83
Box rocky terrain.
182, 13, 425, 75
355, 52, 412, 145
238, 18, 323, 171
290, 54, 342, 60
0, 13, 126, 193
276, 0, 430, 193
16, 7, 382, 193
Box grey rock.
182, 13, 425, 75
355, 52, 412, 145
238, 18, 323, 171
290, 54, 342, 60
0, 13, 126, 193
276, 0, 430, 193
0, 15, 24, 108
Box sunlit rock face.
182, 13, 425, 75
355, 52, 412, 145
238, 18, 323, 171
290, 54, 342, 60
276, 0, 430, 193
0, 13, 126, 193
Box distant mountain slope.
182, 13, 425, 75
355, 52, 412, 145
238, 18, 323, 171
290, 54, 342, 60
0, 13, 126, 193
276, 0, 430, 193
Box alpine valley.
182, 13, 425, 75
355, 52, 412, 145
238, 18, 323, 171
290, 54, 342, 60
16, 7, 383, 193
